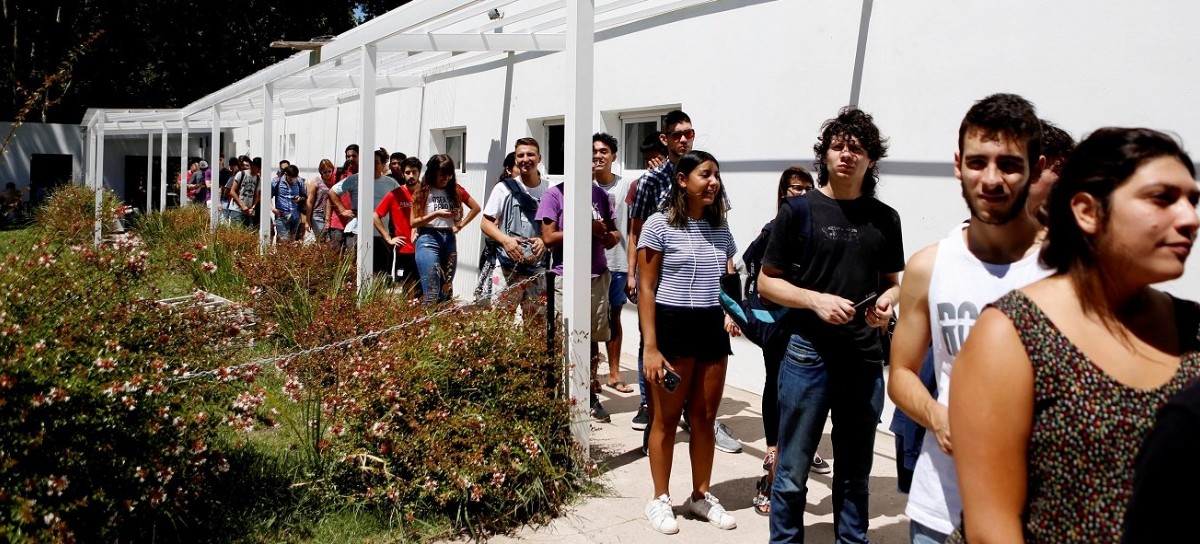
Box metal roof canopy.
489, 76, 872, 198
83, 0, 733, 455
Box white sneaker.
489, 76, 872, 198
645, 494, 679, 534
685, 491, 736, 530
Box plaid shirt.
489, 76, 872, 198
629, 160, 675, 221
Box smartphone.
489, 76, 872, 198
662, 369, 681, 393
854, 292, 879, 310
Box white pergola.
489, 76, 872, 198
82, 0, 733, 453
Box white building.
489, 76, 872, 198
81, 0, 1200, 396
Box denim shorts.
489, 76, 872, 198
608, 271, 628, 307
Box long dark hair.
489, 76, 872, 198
1042, 127, 1195, 325
664, 150, 726, 229
413, 154, 459, 213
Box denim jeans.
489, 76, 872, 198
910, 520, 950, 544
769, 333, 884, 544
275, 215, 300, 241
414, 228, 457, 305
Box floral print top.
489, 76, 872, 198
994, 290, 1200, 543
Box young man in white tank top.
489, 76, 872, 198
887, 94, 1054, 542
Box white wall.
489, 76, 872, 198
224, 0, 1200, 394
0, 122, 86, 194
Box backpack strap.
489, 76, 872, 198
500, 176, 539, 228
781, 193, 814, 280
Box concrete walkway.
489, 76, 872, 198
484, 356, 912, 544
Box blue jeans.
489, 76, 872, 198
770, 333, 884, 544
275, 215, 300, 241
414, 228, 457, 305
910, 520, 950, 544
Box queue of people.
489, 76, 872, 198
141, 96, 1200, 542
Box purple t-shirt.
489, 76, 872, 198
536, 182, 614, 277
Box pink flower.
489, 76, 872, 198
201, 261, 217, 273
181, 251, 197, 262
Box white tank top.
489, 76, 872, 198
905, 223, 1052, 534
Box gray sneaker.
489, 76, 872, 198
714, 421, 741, 453
590, 396, 610, 423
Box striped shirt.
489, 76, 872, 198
637, 212, 736, 308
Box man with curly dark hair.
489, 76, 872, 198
759, 106, 904, 543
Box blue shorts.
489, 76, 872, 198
608, 271, 628, 307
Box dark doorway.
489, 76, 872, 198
28, 154, 74, 207
124, 156, 182, 212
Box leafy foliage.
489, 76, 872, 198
0, 0, 415, 123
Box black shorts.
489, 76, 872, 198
654, 304, 731, 359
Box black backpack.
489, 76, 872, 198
720, 193, 813, 348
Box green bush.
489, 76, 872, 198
0, 232, 270, 541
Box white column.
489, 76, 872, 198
159, 127, 168, 212
180, 119, 189, 208
565, 0, 595, 454
84, 121, 96, 190
210, 107, 221, 232
259, 84, 275, 249
357, 44, 378, 293
145, 133, 154, 214
93, 115, 106, 246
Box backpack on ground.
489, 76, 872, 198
719, 193, 813, 348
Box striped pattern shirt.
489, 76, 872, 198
637, 212, 736, 308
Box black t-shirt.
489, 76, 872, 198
1124, 379, 1200, 542
761, 189, 904, 363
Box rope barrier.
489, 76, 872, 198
168, 271, 547, 383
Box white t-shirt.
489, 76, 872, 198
595, 174, 631, 273
483, 175, 549, 221
424, 187, 456, 230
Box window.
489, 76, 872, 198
544, 122, 564, 176
621, 113, 668, 171
442, 129, 466, 173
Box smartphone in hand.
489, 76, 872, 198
854, 292, 879, 310
662, 369, 681, 393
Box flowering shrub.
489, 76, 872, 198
31, 184, 123, 246
275, 296, 583, 538
0, 232, 268, 540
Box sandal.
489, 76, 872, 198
606, 380, 634, 393
753, 474, 771, 516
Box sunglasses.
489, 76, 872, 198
667, 128, 695, 141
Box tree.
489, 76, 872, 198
1, 0, 413, 124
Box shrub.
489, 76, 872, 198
0, 233, 268, 541
32, 185, 123, 246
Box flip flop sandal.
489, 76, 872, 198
753, 474, 771, 516
606, 380, 634, 393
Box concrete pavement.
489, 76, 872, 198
483, 356, 912, 544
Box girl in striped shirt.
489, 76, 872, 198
637, 150, 740, 534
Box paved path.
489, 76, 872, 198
479, 355, 912, 543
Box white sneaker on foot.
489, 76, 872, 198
685, 491, 736, 530
646, 494, 679, 534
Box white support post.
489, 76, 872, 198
565, 0, 595, 455
85, 121, 96, 190
180, 120, 189, 209
159, 127, 168, 212
210, 107, 221, 232
145, 133, 154, 214
356, 44, 378, 294
259, 84, 275, 250
93, 117, 106, 246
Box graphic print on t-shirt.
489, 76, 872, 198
936, 301, 981, 357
